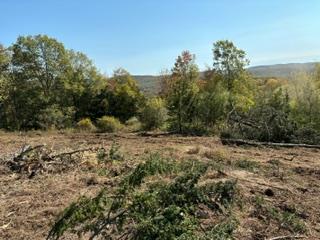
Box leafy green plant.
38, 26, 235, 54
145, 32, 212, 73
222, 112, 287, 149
47, 154, 239, 240
96, 142, 124, 163
47, 190, 109, 240
108, 141, 124, 161
281, 211, 306, 233
233, 159, 260, 172
201, 180, 238, 211
205, 218, 238, 240
253, 195, 306, 234
96, 148, 107, 163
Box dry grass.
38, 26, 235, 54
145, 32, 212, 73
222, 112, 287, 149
0, 132, 320, 239
202, 148, 228, 161
186, 145, 201, 154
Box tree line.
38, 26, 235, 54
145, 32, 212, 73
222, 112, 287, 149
1, 35, 320, 143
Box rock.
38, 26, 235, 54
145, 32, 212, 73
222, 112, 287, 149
86, 176, 99, 186
264, 188, 274, 197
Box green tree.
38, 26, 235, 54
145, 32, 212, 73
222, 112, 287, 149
290, 70, 320, 130
313, 63, 320, 89
5, 35, 69, 129
213, 40, 252, 112
11, 35, 69, 100
37, 104, 75, 130
139, 97, 167, 130
64, 50, 107, 120
106, 68, 143, 122
197, 69, 228, 129
166, 51, 199, 133
213, 40, 249, 91
0, 44, 10, 101
0, 35, 109, 130
0, 44, 11, 128
0, 44, 10, 73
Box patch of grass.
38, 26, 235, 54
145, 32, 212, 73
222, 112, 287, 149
253, 195, 306, 234
202, 149, 228, 162
266, 159, 284, 179
187, 146, 200, 154
206, 217, 238, 240
281, 211, 306, 233
201, 180, 238, 211
96, 148, 107, 163
233, 159, 260, 172
96, 168, 109, 176
108, 141, 124, 161
96, 142, 124, 164
267, 159, 281, 166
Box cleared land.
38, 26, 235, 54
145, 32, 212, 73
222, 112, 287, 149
0, 132, 320, 239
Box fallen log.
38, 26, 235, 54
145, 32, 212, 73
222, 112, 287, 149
137, 131, 172, 137
267, 235, 306, 240
52, 146, 104, 159
221, 138, 320, 149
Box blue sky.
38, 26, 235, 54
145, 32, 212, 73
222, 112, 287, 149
1, 0, 320, 75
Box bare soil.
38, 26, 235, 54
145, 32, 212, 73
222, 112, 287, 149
0, 131, 319, 239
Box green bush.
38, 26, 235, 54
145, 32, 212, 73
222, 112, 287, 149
139, 97, 167, 130
294, 126, 320, 144
125, 117, 142, 132
226, 88, 297, 143
76, 118, 96, 132
37, 105, 75, 130
47, 155, 239, 240
96, 116, 123, 133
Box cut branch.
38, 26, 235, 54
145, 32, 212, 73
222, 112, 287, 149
52, 147, 104, 159
221, 138, 320, 149
14, 144, 45, 160
267, 235, 306, 240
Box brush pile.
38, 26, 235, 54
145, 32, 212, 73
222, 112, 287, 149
4, 144, 105, 178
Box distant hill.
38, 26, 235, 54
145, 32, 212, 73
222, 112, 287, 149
132, 75, 160, 94
248, 62, 318, 78
133, 62, 319, 94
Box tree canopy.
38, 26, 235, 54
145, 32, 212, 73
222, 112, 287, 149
1, 35, 320, 144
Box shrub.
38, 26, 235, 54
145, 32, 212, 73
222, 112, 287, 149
294, 126, 320, 144
76, 118, 96, 132
108, 141, 124, 161
125, 117, 141, 132
96, 116, 123, 133
139, 97, 167, 130
225, 88, 296, 143
47, 154, 240, 240
206, 218, 238, 239
37, 105, 75, 130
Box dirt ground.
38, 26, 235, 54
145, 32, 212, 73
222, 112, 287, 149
0, 131, 319, 239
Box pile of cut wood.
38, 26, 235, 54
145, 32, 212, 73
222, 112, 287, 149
4, 144, 104, 178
